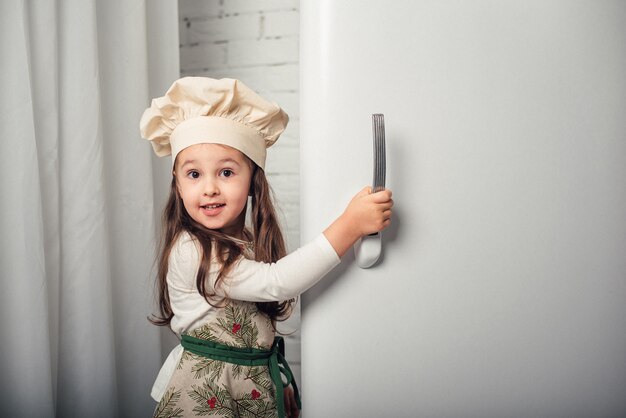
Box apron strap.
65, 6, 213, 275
181, 335, 301, 418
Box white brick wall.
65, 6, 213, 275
178, 0, 303, 393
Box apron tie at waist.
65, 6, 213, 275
181, 335, 300, 418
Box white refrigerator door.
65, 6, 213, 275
300, 1, 626, 417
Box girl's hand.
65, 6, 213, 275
324, 187, 393, 257
283, 385, 300, 418
343, 187, 393, 236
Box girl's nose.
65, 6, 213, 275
203, 180, 219, 196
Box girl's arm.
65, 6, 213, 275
168, 231, 339, 302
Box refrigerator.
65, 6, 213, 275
299, 1, 626, 417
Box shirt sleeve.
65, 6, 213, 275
167, 232, 341, 302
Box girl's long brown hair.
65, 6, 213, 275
149, 164, 294, 329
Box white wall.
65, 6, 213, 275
178, 0, 303, 387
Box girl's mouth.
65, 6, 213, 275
201, 203, 225, 216
202, 204, 225, 209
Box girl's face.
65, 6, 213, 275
174, 143, 253, 238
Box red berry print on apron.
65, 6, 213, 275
251, 389, 261, 400
207, 396, 217, 409
232, 323, 241, 334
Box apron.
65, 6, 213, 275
152, 299, 300, 418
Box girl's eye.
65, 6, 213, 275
187, 170, 200, 179
221, 169, 233, 178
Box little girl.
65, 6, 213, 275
140, 77, 393, 418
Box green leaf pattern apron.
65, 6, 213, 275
153, 299, 287, 418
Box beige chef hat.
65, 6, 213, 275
139, 77, 288, 170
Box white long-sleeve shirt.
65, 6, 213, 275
152, 230, 341, 401
167, 230, 341, 337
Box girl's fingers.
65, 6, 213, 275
284, 389, 292, 416
284, 387, 300, 418
372, 189, 392, 202
370, 191, 393, 203
357, 186, 372, 197
378, 199, 393, 210
368, 201, 392, 214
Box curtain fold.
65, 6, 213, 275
0, 1, 179, 416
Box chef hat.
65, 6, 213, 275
139, 77, 288, 170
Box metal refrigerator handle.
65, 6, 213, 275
355, 114, 385, 269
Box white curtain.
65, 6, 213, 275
0, 1, 179, 416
